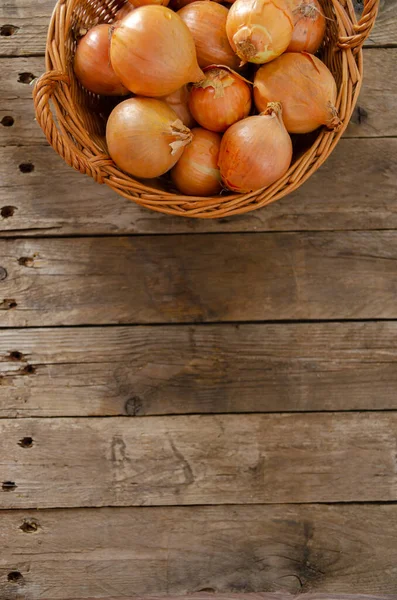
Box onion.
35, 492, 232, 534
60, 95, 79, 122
171, 0, 222, 10
226, 0, 293, 64
219, 102, 292, 193
110, 6, 205, 97
171, 128, 222, 196
114, 3, 135, 21
74, 25, 129, 96
160, 86, 196, 128
286, 0, 325, 53
189, 66, 251, 132
106, 97, 193, 178
178, 2, 239, 70
128, 0, 170, 6
254, 52, 341, 133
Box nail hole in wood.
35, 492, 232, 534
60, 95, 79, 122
0, 267, 7, 281
0, 24, 19, 36
22, 364, 36, 375
2, 481, 17, 491
20, 518, 39, 533
18, 437, 33, 448
18, 256, 34, 267
19, 162, 34, 174
7, 571, 24, 583
1, 299, 17, 309
1, 206, 16, 218
9, 351, 23, 361
18, 72, 36, 84
1, 116, 14, 127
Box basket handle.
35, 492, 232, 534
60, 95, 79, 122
338, 0, 380, 51
33, 70, 111, 184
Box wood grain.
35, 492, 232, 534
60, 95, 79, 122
2, 413, 397, 507
1, 322, 397, 417
1, 232, 397, 326
2, 505, 397, 597
0, 0, 394, 58
0, 137, 396, 235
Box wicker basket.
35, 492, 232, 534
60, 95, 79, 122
33, 0, 379, 219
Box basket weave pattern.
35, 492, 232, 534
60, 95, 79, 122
33, 0, 379, 218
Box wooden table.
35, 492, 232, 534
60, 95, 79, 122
1, 1, 397, 598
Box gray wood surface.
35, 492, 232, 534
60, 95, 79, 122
1, 232, 397, 326
2, 505, 397, 596
1, 412, 397, 507
0, 0, 393, 57
1, 322, 397, 417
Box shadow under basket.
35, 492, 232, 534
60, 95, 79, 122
33, 0, 379, 219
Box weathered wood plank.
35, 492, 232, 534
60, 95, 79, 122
1, 49, 395, 148
2, 508, 397, 598
1, 232, 397, 326
364, 0, 397, 47
0, 0, 51, 57
1, 322, 397, 417
1, 413, 397, 507
0, 138, 395, 235
0, 0, 394, 57
2, 505, 397, 596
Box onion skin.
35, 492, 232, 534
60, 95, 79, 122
128, 0, 169, 6
254, 52, 341, 133
171, 128, 222, 196
189, 66, 252, 132
160, 86, 196, 128
178, 2, 240, 70
114, 4, 135, 21
110, 6, 205, 97
170, 0, 222, 10
106, 97, 192, 178
286, 0, 325, 53
219, 102, 292, 193
74, 25, 129, 96
226, 0, 293, 64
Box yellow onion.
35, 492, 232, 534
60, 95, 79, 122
106, 97, 192, 178
286, 0, 325, 53
189, 66, 252, 132
254, 52, 341, 133
160, 85, 196, 128
110, 6, 205, 97
219, 102, 292, 192
171, 0, 222, 9
128, 0, 169, 6
74, 24, 129, 96
171, 128, 222, 196
114, 3, 135, 20
226, 0, 293, 64
178, 2, 239, 70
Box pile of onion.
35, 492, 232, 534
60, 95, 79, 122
189, 66, 251, 132
226, 0, 294, 64
218, 102, 292, 192
171, 128, 222, 196
110, 6, 204, 96
106, 97, 192, 178
74, 24, 129, 96
178, 2, 239, 70
254, 52, 340, 133
286, 0, 325, 53
72, 0, 341, 196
